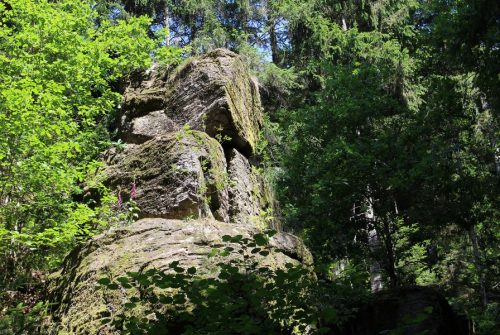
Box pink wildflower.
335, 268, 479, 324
130, 181, 137, 199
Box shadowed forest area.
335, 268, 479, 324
0, 0, 498, 334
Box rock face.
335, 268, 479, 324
106, 49, 270, 224
105, 131, 230, 222
46, 49, 309, 334
119, 48, 262, 156
227, 148, 271, 226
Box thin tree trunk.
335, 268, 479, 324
479, 95, 499, 175
368, 230, 383, 292
468, 226, 488, 306
366, 194, 383, 292
488, 126, 499, 175
268, 17, 280, 64
381, 219, 397, 287
164, 5, 170, 46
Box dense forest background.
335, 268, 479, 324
0, 0, 498, 333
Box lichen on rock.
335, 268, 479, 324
107, 49, 275, 226
227, 148, 271, 226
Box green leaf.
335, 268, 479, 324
130, 296, 141, 303
173, 293, 186, 304
231, 235, 243, 243
116, 277, 129, 284
253, 234, 268, 246
97, 277, 111, 286
265, 229, 277, 237
174, 267, 185, 273
124, 302, 136, 309
169, 261, 180, 268
208, 249, 219, 258
127, 272, 140, 279
159, 295, 173, 304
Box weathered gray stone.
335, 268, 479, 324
119, 110, 177, 144
105, 130, 230, 222
270, 232, 313, 266
227, 148, 270, 226
46, 218, 312, 335
120, 49, 263, 155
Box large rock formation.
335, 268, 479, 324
46, 49, 310, 334
105, 49, 272, 225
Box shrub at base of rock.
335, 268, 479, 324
44, 218, 312, 334
338, 286, 474, 335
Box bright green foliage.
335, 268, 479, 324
0, 301, 49, 334
0, 0, 177, 290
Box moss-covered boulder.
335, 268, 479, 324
107, 50, 272, 225
45, 218, 312, 334
119, 49, 263, 155
105, 130, 230, 222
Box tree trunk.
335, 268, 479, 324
468, 226, 488, 306
341, 17, 348, 31
492, 136, 500, 175
368, 230, 383, 292
268, 17, 280, 65
381, 219, 398, 287
164, 5, 170, 46
366, 195, 383, 292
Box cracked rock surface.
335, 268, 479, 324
105, 131, 230, 222
119, 48, 263, 156
106, 49, 272, 224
